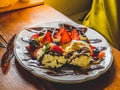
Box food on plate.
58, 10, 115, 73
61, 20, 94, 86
21, 23, 107, 76
65, 41, 91, 67
24, 24, 105, 70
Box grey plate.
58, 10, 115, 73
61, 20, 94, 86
14, 21, 113, 84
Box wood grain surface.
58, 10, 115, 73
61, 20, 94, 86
0, 0, 44, 13
0, 4, 120, 90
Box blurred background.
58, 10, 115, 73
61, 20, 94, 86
45, 0, 92, 23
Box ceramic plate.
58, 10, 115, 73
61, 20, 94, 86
14, 21, 113, 84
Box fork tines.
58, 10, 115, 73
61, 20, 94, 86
0, 34, 7, 48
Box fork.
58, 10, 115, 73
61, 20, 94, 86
0, 33, 7, 48
0, 34, 16, 74
0, 42, 5, 48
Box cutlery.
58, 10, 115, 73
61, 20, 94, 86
1, 34, 16, 74
0, 34, 7, 48
0, 42, 5, 48
0, 34, 8, 45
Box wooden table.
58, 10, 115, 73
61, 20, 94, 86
0, 4, 120, 90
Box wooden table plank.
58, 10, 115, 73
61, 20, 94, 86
0, 4, 120, 90
0, 0, 44, 13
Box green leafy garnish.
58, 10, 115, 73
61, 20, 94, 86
42, 43, 50, 53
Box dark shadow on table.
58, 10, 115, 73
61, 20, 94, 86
15, 59, 116, 90
15, 59, 56, 90
54, 62, 116, 90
